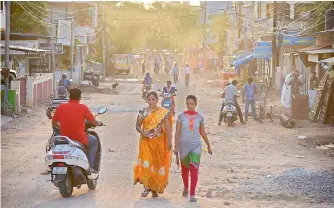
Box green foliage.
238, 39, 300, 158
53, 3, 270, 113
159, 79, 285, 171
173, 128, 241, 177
10, 2, 48, 35
209, 12, 230, 53
97, 2, 202, 54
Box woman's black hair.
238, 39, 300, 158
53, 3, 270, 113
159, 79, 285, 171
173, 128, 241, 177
147, 91, 159, 100
186, 94, 197, 105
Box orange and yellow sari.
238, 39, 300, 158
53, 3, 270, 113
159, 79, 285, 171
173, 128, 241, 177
134, 107, 171, 194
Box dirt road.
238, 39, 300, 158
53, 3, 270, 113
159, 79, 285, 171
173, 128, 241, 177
1, 72, 334, 208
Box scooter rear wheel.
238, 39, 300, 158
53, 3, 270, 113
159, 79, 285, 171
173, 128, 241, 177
87, 179, 98, 190
59, 172, 73, 198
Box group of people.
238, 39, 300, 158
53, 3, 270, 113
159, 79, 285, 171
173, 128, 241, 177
134, 91, 212, 202
218, 77, 258, 125
141, 60, 192, 87
171, 63, 191, 87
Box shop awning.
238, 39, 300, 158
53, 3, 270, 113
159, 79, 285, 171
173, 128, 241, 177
298, 45, 331, 52
305, 49, 334, 54
318, 57, 334, 64
0, 44, 49, 53
232, 53, 254, 68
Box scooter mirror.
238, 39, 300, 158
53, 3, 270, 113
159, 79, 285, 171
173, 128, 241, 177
98, 107, 107, 114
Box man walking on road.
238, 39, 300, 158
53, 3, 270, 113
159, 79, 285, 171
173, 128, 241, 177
184, 63, 191, 87
172, 63, 179, 84
243, 77, 257, 122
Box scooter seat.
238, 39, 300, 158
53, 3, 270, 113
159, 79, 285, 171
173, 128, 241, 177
71, 140, 87, 152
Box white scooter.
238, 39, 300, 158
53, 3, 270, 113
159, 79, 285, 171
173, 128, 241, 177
45, 107, 107, 198
221, 103, 238, 126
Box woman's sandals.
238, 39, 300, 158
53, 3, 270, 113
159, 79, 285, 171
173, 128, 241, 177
141, 189, 159, 198
141, 188, 151, 197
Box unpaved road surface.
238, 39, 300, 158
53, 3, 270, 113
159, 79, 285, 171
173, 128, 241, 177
1, 72, 334, 208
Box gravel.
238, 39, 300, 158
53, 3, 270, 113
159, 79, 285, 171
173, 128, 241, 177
234, 168, 334, 202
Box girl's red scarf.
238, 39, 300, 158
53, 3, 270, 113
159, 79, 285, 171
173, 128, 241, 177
184, 110, 198, 131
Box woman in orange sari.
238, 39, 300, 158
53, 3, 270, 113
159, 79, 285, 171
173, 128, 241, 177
134, 91, 172, 197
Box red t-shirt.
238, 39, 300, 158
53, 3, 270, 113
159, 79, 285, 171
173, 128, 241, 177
52, 100, 95, 145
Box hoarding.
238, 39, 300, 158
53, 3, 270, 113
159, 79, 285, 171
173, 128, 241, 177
39, 43, 63, 54
253, 41, 272, 59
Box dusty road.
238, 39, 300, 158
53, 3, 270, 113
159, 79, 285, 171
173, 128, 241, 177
1, 71, 334, 208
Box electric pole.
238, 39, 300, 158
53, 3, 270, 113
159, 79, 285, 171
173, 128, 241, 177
70, 2, 74, 80
272, 1, 278, 88
102, 2, 106, 79
3, 1, 12, 116
238, 2, 241, 39
51, 10, 56, 72
203, 1, 206, 49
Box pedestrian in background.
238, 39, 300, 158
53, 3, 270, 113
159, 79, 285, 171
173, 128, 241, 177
310, 71, 319, 90
243, 77, 257, 122
141, 60, 146, 75
174, 95, 212, 202
184, 63, 191, 87
172, 63, 179, 84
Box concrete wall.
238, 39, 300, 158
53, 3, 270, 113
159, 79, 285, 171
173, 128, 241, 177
26, 73, 53, 108
10, 80, 21, 114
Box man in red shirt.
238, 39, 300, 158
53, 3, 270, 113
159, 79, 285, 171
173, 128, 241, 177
52, 88, 103, 173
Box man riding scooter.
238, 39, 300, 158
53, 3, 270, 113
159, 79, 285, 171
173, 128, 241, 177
52, 88, 103, 174
218, 80, 245, 125
142, 72, 153, 100
161, 81, 176, 112
160, 81, 177, 127
46, 86, 69, 120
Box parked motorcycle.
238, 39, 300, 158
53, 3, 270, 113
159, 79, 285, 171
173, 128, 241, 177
142, 84, 151, 101
220, 103, 238, 126
45, 107, 107, 198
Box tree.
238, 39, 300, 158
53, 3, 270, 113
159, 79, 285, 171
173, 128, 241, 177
208, 12, 230, 53
10, 2, 48, 35
92, 1, 202, 58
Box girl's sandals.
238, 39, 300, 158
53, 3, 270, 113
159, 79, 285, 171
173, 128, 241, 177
189, 196, 197, 202
182, 189, 189, 197
152, 191, 159, 198
141, 188, 151, 197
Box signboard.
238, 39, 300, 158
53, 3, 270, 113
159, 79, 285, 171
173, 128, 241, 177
281, 31, 315, 46
57, 20, 71, 46
39, 43, 63, 54
253, 41, 272, 59
0, 40, 38, 55
1, 89, 17, 112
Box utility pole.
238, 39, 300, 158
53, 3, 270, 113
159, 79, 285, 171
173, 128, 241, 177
70, 2, 74, 80
3, 1, 11, 116
102, 2, 106, 79
203, 1, 206, 48
51, 10, 56, 72
238, 2, 241, 38
271, 1, 278, 88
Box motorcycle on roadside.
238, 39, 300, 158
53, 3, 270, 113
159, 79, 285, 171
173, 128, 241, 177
45, 107, 107, 198
220, 103, 238, 126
